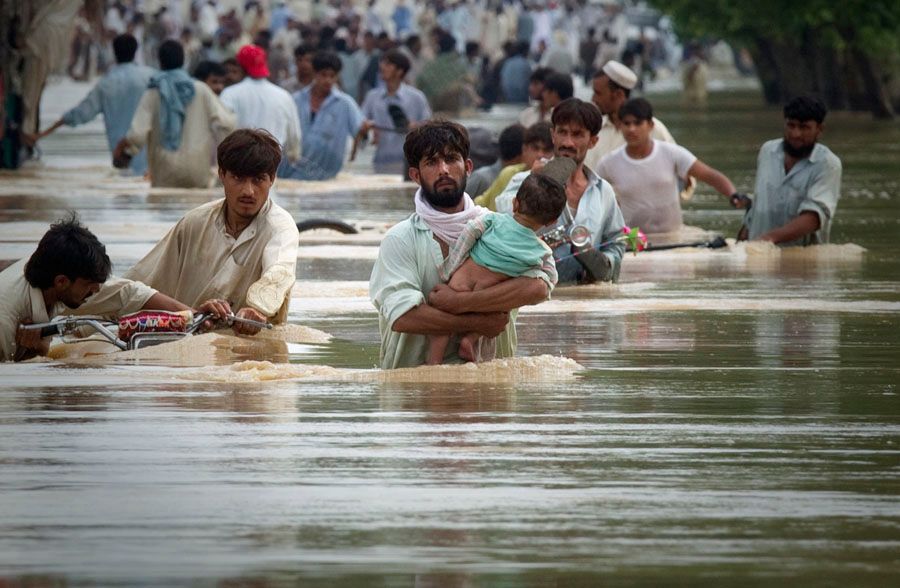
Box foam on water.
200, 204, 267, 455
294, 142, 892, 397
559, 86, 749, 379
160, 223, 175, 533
178, 354, 584, 384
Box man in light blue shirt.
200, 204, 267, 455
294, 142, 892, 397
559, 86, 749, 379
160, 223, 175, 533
496, 98, 625, 284
280, 51, 365, 181
740, 95, 842, 245
360, 49, 432, 175
33, 34, 155, 176
500, 42, 533, 104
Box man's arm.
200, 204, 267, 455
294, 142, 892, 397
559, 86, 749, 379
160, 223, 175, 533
688, 160, 735, 198
428, 276, 549, 315
756, 211, 820, 244
392, 304, 509, 337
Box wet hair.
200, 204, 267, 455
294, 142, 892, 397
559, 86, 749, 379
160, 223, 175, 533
618, 97, 653, 122
498, 124, 525, 161
193, 60, 226, 81
524, 121, 553, 148
24, 214, 111, 289
217, 128, 282, 179
112, 33, 138, 63
784, 95, 827, 123
294, 43, 316, 58
437, 31, 456, 54
381, 48, 411, 75
529, 66, 552, 84
404, 120, 469, 168
593, 69, 631, 98
551, 98, 603, 136
515, 173, 567, 225
543, 71, 574, 100
158, 39, 185, 70
312, 50, 342, 73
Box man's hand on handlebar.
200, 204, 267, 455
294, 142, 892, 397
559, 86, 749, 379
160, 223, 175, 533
15, 319, 50, 359
195, 299, 232, 331
232, 307, 267, 336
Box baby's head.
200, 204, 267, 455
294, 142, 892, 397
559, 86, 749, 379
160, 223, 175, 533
514, 173, 567, 226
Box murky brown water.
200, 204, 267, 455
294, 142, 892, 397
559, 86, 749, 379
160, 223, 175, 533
0, 84, 898, 586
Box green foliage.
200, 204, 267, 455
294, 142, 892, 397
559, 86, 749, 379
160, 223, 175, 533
649, 0, 900, 53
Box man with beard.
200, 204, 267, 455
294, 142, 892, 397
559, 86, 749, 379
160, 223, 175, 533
495, 98, 626, 285
369, 121, 556, 369
739, 95, 842, 245
0, 216, 196, 361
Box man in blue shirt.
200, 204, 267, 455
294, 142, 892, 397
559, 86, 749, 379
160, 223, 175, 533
360, 49, 432, 176
280, 51, 365, 181
500, 41, 533, 104
31, 34, 156, 175
740, 95, 842, 245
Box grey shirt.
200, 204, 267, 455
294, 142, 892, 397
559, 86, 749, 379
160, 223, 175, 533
467, 159, 503, 199
745, 140, 842, 245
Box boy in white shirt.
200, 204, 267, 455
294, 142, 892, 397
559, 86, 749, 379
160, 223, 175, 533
596, 98, 747, 234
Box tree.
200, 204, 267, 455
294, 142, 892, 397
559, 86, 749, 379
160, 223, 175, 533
649, 0, 900, 118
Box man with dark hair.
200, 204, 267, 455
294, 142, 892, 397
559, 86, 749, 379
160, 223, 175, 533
193, 61, 227, 95
281, 51, 365, 180
518, 66, 554, 126
542, 71, 574, 109
222, 57, 245, 86
113, 40, 236, 188
496, 98, 626, 284
467, 124, 524, 198
281, 43, 316, 93
0, 215, 195, 361
221, 45, 301, 164
369, 120, 555, 369
739, 95, 842, 245
597, 98, 743, 235
476, 121, 555, 210
360, 48, 432, 175
500, 41, 533, 105
29, 33, 156, 176
416, 30, 472, 114
584, 60, 675, 170
114, 129, 300, 329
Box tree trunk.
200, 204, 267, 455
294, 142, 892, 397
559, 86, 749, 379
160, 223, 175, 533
851, 48, 895, 119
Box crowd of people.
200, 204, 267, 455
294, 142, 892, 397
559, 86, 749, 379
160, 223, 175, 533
1, 1, 842, 369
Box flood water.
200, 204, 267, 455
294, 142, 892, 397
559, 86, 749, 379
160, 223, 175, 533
1, 83, 898, 586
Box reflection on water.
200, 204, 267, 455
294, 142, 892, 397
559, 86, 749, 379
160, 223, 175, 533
0, 90, 898, 585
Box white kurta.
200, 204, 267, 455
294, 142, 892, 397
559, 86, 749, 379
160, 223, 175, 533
125, 80, 236, 188
219, 77, 302, 161
123, 198, 300, 322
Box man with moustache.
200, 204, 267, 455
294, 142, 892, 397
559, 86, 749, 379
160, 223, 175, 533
89, 129, 300, 333
739, 95, 842, 245
495, 98, 626, 285
369, 121, 556, 369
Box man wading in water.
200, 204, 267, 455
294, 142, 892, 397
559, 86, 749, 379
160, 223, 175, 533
369, 120, 555, 369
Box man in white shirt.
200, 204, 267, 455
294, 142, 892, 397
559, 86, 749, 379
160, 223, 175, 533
220, 44, 301, 163
584, 60, 675, 171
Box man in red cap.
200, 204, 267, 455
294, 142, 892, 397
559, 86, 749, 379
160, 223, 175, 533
220, 44, 301, 164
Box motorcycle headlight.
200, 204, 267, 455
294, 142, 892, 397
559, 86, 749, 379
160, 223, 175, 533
567, 225, 592, 248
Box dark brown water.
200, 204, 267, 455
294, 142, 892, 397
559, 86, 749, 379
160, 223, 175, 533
0, 86, 898, 586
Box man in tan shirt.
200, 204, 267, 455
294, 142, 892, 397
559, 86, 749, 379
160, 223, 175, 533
0, 216, 192, 362
113, 40, 235, 188
121, 129, 300, 332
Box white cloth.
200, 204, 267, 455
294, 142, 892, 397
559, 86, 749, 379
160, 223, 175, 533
126, 80, 236, 188
219, 78, 301, 161
596, 140, 697, 234
518, 104, 551, 128
413, 189, 484, 246
585, 115, 674, 171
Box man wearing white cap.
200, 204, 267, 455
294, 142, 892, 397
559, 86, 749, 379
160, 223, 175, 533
583, 60, 675, 172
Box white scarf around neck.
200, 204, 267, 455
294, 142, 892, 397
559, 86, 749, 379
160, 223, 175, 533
414, 188, 484, 246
